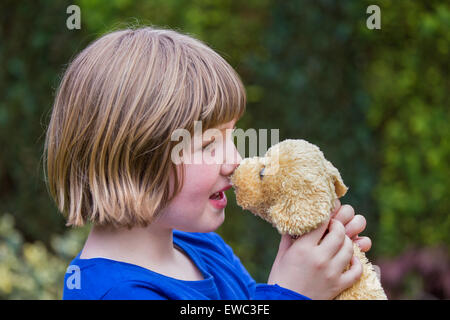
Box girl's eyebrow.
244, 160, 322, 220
204, 135, 216, 141
202, 135, 216, 145
204, 125, 233, 138
203, 125, 236, 140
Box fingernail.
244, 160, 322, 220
334, 199, 340, 209
356, 240, 363, 249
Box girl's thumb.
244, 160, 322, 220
276, 234, 294, 258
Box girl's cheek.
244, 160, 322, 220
185, 163, 218, 185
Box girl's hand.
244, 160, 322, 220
331, 199, 372, 252
331, 200, 382, 280
268, 216, 363, 300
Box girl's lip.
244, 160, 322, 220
214, 184, 232, 194
209, 191, 227, 209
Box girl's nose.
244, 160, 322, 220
221, 144, 242, 176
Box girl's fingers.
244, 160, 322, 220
331, 235, 354, 273
318, 219, 346, 258
296, 216, 331, 246
344, 214, 366, 239
278, 234, 294, 254
330, 199, 341, 217
338, 256, 363, 291
332, 204, 354, 226
274, 234, 295, 265
354, 236, 372, 252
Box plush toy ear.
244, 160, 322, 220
324, 159, 348, 197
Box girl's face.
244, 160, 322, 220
157, 119, 242, 233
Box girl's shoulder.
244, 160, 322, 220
173, 230, 234, 260
62, 231, 238, 300
62, 252, 162, 299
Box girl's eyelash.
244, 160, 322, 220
202, 138, 215, 150
202, 126, 237, 149
202, 142, 213, 150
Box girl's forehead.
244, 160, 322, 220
187, 119, 238, 143
203, 120, 236, 136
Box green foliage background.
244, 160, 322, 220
0, 0, 448, 299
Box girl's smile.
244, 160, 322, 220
208, 184, 232, 209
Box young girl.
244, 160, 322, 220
44, 26, 371, 300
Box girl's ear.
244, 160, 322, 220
324, 159, 348, 198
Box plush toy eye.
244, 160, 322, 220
259, 166, 265, 179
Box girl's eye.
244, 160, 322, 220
202, 139, 215, 150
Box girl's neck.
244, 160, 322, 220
80, 222, 177, 265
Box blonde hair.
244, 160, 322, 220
44, 26, 246, 228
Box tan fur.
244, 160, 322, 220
231, 139, 387, 300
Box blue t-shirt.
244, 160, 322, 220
63, 230, 310, 300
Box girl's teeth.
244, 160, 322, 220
210, 192, 221, 200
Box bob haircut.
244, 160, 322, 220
44, 26, 246, 228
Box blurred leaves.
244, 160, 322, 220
0, 214, 86, 299
362, 0, 450, 256
0, 0, 84, 243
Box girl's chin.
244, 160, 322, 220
206, 210, 225, 230
201, 209, 226, 232
178, 209, 225, 233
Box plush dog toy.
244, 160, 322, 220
230, 139, 387, 300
